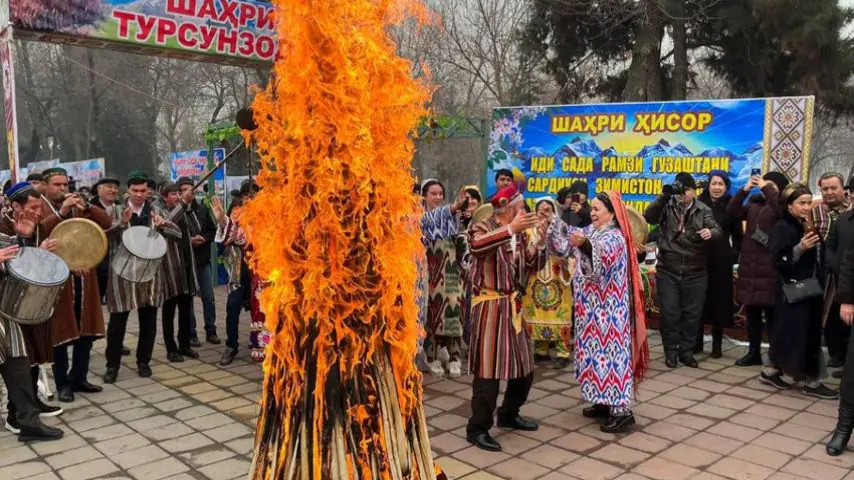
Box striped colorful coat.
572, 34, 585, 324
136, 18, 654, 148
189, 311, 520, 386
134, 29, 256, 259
468, 217, 541, 380
95, 199, 166, 313
157, 201, 200, 300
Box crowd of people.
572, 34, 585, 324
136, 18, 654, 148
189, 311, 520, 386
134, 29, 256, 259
2, 164, 854, 463
0, 169, 265, 442
418, 168, 854, 455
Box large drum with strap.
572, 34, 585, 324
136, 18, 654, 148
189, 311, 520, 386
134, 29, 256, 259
111, 226, 167, 283
0, 247, 70, 325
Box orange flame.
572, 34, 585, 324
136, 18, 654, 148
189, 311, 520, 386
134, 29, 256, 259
240, 0, 434, 478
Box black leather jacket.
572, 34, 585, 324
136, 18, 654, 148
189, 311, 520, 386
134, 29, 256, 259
644, 194, 722, 278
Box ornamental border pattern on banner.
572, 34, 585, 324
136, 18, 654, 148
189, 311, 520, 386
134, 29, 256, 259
763, 96, 814, 182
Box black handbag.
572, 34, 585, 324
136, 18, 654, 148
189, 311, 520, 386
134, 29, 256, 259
782, 277, 824, 304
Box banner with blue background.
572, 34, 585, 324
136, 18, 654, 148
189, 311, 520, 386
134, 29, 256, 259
485, 97, 814, 213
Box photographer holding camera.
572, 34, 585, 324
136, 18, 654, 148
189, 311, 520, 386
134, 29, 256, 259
645, 172, 721, 368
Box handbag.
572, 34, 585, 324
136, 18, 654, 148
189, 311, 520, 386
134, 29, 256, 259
782, 277, 824, 304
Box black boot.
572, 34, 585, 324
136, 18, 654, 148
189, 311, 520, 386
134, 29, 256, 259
694, 328, 704, 354
710, 329, 723, 359
827, 406, 854, 456
735, 348, 762, 366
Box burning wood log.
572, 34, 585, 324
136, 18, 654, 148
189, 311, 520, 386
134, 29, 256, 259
239, 1, 440, 479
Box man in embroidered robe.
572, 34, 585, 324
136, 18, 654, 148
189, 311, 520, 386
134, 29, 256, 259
465, 184, 544, 452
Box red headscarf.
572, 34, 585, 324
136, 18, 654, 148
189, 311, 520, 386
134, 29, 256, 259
607, 191, 649, 392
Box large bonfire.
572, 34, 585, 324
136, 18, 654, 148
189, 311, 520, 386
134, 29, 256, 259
239, 0, 436, 479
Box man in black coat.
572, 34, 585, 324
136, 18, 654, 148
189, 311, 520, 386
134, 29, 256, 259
827, 187, 854, 455
176, 177, 221, 346
827, 189, 854, 376
644, 172, 721, 368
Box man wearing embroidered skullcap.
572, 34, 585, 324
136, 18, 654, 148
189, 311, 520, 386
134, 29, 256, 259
0, 181, 65, 441
103, 171, 171, 383
39, 167, 113, 403
465, 184, 546, 452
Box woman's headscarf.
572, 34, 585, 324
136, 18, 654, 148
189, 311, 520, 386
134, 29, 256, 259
603, 191, 649, 392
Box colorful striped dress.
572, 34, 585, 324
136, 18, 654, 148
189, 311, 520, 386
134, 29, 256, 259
468, 217, 540, 380
548, 221, 634, 408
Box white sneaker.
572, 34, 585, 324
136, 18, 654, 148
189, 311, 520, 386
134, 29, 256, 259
437, 347, 451, 365
449, 360, 462, 377
428, 360, 445, 377
415, 350, 431, 372
4, 419, 20, 435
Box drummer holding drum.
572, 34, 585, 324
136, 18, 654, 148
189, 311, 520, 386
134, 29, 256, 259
39, 167, 113, 403
103, 171, 171, 383
0, 182, 65, 442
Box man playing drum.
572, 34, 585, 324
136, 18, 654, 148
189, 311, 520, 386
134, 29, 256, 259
39, 167, 112, 403
0, 183, 64, 442
1, 182, 64, 439
102, 172, 171, 382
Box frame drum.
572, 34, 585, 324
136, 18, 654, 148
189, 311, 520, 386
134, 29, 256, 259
626, 206, 649, 247
0, 247, 70, 325
111, 226, 167, 283
49, 218, 109, 270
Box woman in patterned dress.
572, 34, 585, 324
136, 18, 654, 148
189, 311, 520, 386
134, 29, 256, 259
547, 191, 649, 433
420, 179, 466, 377
524, 198, 574, 369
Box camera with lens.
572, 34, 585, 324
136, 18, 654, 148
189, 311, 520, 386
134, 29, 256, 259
662, 181, 686, 196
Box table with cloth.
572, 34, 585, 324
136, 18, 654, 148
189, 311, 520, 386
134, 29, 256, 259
640, 264, 748, 340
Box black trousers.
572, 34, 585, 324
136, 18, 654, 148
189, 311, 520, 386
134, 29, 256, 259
106, 307, 158, 369
840, 326, 854, 409
52, 276, 93, 389
1, 357, 40, 429
467, 373, 534, 434
657, 270, 707, 356
162, 294, 193, 353
745, 305, 776, 351
825, 302, 850, 362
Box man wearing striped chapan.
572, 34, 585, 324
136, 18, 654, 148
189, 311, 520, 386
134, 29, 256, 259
465, 184, 546, 452
102, 171, 170, 383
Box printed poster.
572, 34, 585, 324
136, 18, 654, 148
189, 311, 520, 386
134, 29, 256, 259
62, 158, 106, 187
486, 97, 814, 213
169, 148, 226, 193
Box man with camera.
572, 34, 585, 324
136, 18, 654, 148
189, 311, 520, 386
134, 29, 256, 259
645, 172, 721, 368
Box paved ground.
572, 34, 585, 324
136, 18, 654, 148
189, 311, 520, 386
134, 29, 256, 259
1, 290, 852, 480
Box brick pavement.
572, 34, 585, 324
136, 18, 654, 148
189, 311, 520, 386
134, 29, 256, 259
1, 291, 852, 480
